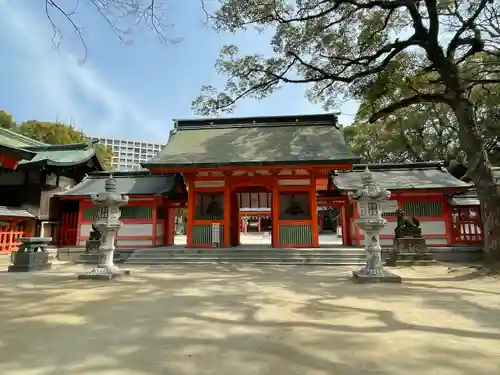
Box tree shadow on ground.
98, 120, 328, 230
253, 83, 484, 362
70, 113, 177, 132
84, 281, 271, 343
0, 264, 498, 375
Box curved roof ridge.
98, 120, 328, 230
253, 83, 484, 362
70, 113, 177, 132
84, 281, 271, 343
0, 128, 47, 147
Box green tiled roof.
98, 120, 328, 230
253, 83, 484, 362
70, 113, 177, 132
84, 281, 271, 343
0, 128, 46, 148
333, 162, 471, 191
57, 171, 181, 197
0, 128, 102, 169
0, 206, 35, 218
19, 143, 100, 168
144, 114, 360, 168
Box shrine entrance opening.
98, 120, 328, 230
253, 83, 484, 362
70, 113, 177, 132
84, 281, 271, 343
317, 198, 352, 246
231, 186, 272, 247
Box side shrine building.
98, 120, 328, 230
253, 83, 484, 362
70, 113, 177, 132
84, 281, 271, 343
0, 128, 103, 253
54, 113, 487, 252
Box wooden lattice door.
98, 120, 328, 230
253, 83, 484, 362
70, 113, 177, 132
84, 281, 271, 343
452, 206, 483, 244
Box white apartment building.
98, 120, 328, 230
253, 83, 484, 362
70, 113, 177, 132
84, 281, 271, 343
96, 137, 165, 171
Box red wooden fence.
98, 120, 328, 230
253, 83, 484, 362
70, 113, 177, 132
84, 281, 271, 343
0, 222, 24, 254
57, 211, 78, 246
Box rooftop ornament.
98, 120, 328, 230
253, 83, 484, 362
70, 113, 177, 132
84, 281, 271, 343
78, 174, 130, 280
348, 166, 402, 284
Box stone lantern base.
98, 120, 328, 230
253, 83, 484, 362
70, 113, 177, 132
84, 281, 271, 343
352, 267, 402, 284
77, 266, 131, 281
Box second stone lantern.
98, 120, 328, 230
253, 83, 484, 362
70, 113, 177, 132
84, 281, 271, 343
78, 175, 130, 280
348, 166, 402, 284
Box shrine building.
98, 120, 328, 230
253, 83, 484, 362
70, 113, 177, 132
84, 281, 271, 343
0, 128, 103, 253
55, 113, 484, 251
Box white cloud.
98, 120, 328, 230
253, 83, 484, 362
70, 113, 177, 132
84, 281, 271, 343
0, 0, 163, 140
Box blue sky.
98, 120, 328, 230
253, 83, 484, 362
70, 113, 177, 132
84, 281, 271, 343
0, 0, 357, 143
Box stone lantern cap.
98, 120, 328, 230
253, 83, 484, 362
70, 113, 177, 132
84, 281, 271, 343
348, 166, 390, 202
91, 174, 129, 207
105, 175, 117, 192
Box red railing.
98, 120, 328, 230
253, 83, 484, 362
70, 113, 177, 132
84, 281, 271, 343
0, 222, 24, 253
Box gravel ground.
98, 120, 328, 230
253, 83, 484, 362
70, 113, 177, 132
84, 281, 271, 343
0, 263, 499, 375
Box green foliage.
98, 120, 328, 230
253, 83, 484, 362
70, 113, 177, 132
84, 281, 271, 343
0, 110, 16, 129
93, 144, 114, 170
18, 120, 86, 144
346, 87, 500, 165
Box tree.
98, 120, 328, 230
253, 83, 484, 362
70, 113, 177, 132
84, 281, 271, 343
43, 0, 177, 60
18, 120, 113, 169
0, 110, 16, 130
345, 88, 500, 165
343, 104, 461, 164
193, 0, 500, 260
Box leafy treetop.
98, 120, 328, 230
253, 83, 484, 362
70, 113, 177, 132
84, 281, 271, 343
0, 110, 16, 130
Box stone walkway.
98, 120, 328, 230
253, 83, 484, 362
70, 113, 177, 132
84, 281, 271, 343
0, 264, 499, 375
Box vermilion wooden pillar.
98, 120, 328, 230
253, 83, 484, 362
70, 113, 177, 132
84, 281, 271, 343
442, 198, 454, 245
341, 204, 350, 246
76, 202, 84, 246
310, 174, 319, 247
230, 193, 240, 246
165, 207, 175, 246
271, 175, 280, 248
186, 179, 195, 248
152, 201, 158, 246
223, 177, 231, 247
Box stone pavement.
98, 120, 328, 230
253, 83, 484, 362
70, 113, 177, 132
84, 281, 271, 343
0, 263, 499, 375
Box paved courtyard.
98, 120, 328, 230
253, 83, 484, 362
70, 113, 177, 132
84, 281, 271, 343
0, 264, 499, 375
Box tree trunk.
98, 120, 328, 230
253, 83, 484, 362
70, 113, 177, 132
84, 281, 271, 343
453, 99, 500, 261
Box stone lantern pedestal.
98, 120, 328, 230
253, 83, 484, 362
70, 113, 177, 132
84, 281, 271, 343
348, 167, 402, 284
78, 175, 131, 281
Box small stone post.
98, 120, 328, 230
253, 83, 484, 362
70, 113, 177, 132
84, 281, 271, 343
348, 167, 402, 283
78, 175, 130, 280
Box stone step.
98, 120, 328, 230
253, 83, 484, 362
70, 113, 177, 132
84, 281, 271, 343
129, 250, 366, 256
127, 252, 366, 258
387, 259, 437, 266
125, 258, 365, 265
126, 254, 366, 260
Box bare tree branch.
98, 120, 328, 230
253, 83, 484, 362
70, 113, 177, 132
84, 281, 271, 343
43, 0, 177, 61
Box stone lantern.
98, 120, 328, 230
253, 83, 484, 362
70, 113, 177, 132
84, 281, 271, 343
78, 175, 130, 280
348, 167, 401, 283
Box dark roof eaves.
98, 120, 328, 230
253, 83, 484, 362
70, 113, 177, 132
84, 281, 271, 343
25, 142, 90, 152
142, 157, 361, 169
173, 113, 339, 130
352, 161, 444, 171
0, 144, 36, 160
335, 185, 469, 192
87, 170, 151, 178
57, 192, 169, 198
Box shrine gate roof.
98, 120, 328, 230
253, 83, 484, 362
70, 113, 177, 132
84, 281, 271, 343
56, 171, 182, 197
143, 114, 360, 169
332, 162, 471, 191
